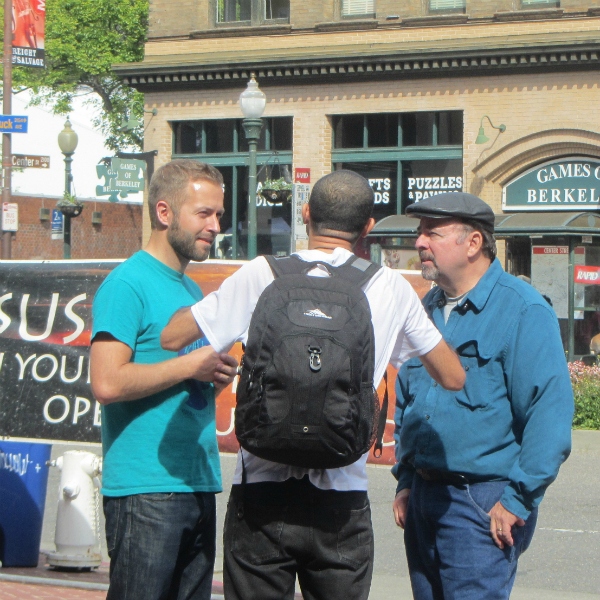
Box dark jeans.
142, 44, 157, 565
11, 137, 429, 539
405, 476, 538, 600
223, 477, 374, 600
104, 492, 217, 600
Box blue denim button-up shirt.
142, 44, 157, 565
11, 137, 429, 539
392, 259, 574, 519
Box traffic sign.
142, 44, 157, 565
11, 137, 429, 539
12, 154, 50, 168
2, 203, 19, 231
0, 116, 28, 133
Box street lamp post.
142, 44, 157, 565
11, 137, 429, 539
239, 75, 266, 260
57, 119, 79, 259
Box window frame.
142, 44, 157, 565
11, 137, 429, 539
215, 0, 290, 26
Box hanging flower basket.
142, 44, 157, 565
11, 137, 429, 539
57, 193, 84, 218
259, 178, 293, 204
260, 188, 292, 203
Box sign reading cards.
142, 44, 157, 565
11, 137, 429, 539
12, 154, 50, 169
575, 265, 600, 285
0, 116, 28, 133
503, 157, 600, 210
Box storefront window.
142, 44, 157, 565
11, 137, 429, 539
332, 111, 463, 150
172, 117, 293, 259
332, 112, 463, 218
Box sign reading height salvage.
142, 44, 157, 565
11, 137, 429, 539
503, 157, 600, 211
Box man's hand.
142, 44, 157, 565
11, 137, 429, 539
188, 346, 238, 386
393, 488, 411, 528
213, 353, 238, 394
488, 501, 525, 549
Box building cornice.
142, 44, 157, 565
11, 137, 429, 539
115, 26, 600, 92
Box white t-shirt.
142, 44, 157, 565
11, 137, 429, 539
191, 248, 442, 491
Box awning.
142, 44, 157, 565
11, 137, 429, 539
369, 212, 600, 238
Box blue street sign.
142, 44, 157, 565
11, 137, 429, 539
51, 209, 63, 240
0, 116, 28, 133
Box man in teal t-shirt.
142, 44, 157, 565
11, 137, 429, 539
90, 159, 237, 600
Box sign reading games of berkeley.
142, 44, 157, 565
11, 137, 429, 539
503, 157, 600, 211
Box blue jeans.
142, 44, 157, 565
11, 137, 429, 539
223, 477, 374, 600
104, 492, 217, 600
404, 476, 538, 600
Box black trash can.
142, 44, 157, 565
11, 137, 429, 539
0, 441, 52, 567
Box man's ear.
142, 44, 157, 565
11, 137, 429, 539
302, 202, 310, 224
155, 200, 172, 229
466, 229, 484, 257
359, 217, 376, 239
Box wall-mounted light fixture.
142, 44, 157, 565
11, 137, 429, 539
475, 115, 506, 145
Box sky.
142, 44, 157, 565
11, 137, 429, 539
9, 92, 143, 204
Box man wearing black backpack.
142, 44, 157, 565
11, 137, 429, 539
162, 170, 465, 600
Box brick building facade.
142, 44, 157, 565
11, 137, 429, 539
115, 0, 600, 354
7, 196, 142, 260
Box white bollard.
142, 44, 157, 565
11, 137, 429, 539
46, 450, 103, 569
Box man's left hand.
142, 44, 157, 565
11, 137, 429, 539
488, 501, 525, 549
213, 353, 239, 394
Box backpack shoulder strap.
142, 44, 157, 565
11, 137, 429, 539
335, 256, 381, 288
264, 255, 307, 279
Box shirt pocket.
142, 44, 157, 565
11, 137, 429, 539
455, 340, 492, 410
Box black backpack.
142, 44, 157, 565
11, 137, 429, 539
235, 254, 387, 469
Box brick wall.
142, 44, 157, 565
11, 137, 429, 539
147, 0, 593, 38
5, 196, 143, 260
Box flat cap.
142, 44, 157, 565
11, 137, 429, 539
405, 192, 495, 231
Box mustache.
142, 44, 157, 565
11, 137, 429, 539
419, 251, 436, 264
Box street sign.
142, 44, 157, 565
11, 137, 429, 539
0, 116, 28, 133
1, 203, 19, 231
12, 154, 50, 169
51, 209, 64, 240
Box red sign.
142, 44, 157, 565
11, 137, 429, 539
295, 168, 311, 183
532, 246, 585, 255
12, 0, 46, 68
575, 265, 600, 285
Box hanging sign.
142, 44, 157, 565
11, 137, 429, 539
503, 157, 600, 211
12, 0, 46, 68
96, 158, 146, 202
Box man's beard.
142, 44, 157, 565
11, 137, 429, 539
419, 253, 439, 281
167, 218, 213, 262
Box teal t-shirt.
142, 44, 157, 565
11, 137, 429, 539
92, 250, 222, 496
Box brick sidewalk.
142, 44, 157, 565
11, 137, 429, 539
0, 580, 107, 599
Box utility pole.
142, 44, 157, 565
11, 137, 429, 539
1, 0, 13, 259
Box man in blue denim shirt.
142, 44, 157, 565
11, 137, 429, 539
392, 192, 574, 600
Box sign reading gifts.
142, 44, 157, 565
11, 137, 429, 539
503, 157, 600, 210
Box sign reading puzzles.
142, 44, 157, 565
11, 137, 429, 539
503, 157, 600, 210
96, 158, 146, 202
